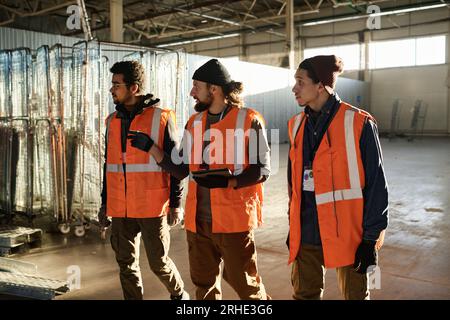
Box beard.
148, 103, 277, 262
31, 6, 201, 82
193, 93, 213, 112
194, 101, 211, 112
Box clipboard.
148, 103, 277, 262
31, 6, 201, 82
191, 168, 233, 177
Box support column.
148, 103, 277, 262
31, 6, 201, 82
358, 32, 364, 81
286, 0, 295, 69
239, 32, 247, 62
364, 30, 372, 112
296, 26, 304, 66
363, 31, 371, 82
91, 12, 97, 39
110, 0, 123, 42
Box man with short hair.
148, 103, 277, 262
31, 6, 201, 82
98, 60, 188, 300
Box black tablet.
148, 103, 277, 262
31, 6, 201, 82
191, 168, 233, 177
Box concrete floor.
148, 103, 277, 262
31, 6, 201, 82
6, 137, 450, 300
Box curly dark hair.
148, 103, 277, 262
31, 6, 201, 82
223, 81, 244, 108
110, 60, 145, 94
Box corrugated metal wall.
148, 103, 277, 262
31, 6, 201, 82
0, 27, 80, 50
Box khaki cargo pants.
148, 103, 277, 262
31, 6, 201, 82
110, 216, 184, 300
291, 244, 370, 300
186, 220, 269, 300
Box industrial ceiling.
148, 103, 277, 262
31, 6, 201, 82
0, 0, 447, 47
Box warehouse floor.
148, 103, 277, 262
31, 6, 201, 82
6, 137, 450, 300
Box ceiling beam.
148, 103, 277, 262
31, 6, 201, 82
66, 0, 243, 36
0, 0, 77, 18
151, 0, 445, 46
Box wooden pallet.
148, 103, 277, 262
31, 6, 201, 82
0, 226, 42, 257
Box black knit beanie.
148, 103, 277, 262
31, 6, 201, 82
192, 59, 232, 86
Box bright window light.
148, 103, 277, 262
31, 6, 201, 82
304, 44, 360, 70
416, 35, 446, 66
369, 35, 446, 69
222, 56, 240, 62
369, 39, 415, 69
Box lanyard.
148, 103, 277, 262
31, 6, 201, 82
201, 105, 229, 169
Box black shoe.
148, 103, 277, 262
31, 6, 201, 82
171, 291, 190, 300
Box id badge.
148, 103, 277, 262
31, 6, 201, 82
303, 167, 314, 192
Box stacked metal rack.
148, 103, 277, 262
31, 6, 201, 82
67, 41, 107, 237
0, 48, 33, 222
0, 41, 108, 236
0, 41, 188, 237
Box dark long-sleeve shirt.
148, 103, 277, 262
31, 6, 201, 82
287, 93, 388, 245
100, 94, 182, 210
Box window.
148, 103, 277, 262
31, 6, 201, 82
369, 35, 446, 69
369, 38, 415, 69
416, 35, 446, 66
304, 44, 361, 70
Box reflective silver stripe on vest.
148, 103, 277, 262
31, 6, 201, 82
188, 112, 205, 181
125, 163, 161, 172
344, 110, 360, 189
315, 188, 363, 205
106, 164, 123, 173
145, 107, 162, 172
234, 108, 248, 176
106, 108, 162, 173
291, 113, 303, 145
105, 113, 115, 146
314, 109, 363, 205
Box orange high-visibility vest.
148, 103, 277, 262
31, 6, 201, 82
184, 106, 266, 233
105, 106, 175, 218
288, 102, 374, 268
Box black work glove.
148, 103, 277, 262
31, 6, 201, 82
193, 175, 230, 189
353, 239, 378, 274
97, 205, 111, 229
127, 130, 154, 152
98, 205, 111, 240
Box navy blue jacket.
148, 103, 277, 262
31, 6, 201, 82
287, 93, 389, 245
